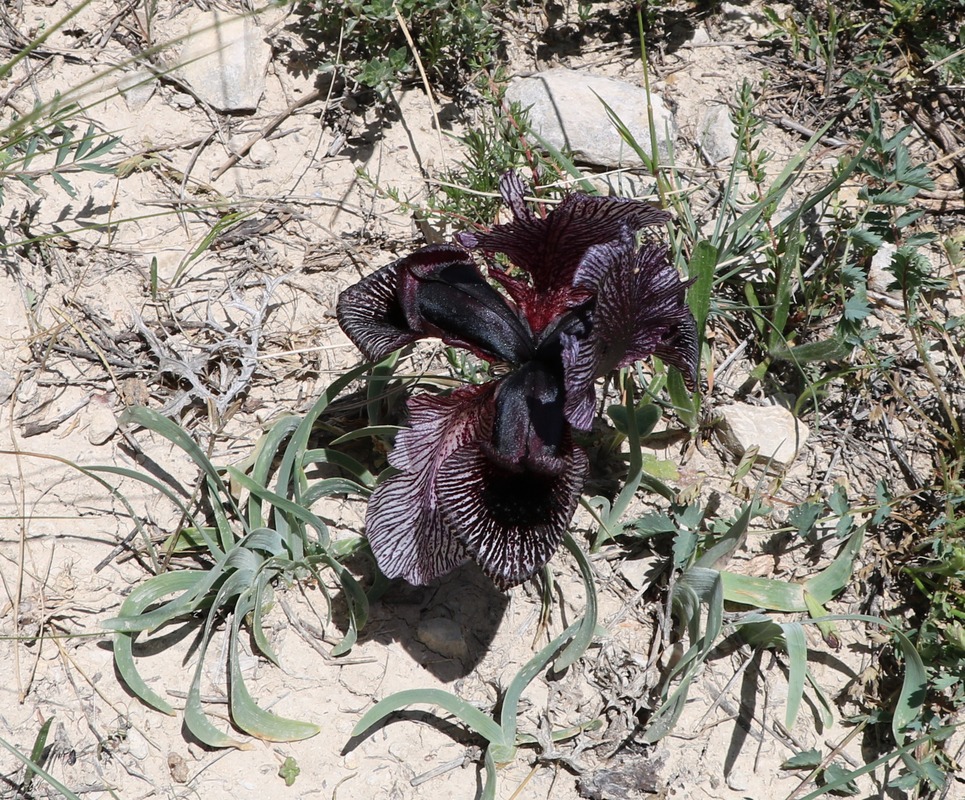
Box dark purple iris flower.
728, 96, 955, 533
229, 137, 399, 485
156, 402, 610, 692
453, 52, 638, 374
336, 172, 698, 589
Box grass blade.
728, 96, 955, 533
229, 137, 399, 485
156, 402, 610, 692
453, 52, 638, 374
228, 596, 320, 741
352, 689, 505, 745
0, 733, 82, 800
554, 534, 598, 671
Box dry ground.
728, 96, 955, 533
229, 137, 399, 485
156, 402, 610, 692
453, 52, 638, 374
1, 2, 963, 799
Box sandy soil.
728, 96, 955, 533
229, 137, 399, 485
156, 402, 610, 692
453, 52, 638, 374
1, 2, 962, 799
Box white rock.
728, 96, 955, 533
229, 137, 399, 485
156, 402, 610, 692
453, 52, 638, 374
117, 69, 156, 110
0, 370, 15, 404
698, 104, 736, 163
868, 242, 898, 294
417, 617, 468, 660
505, 69, 675, 168
87, 401, 118, 446
689, 25, 712, 46
618, 552, 664, 591
176, 11, 271, 112
716, 403, 809, 470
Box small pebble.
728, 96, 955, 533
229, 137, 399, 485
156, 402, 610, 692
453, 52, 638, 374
417, 617, 468, 660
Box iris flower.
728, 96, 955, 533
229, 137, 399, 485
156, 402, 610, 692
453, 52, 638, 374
336, 172, 697, 589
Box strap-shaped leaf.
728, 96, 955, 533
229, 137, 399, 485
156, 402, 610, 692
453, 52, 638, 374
494, 622, 580, 763
91, 463, 215, 557
781, 621, 808, 729
227, 466, 330, 551
352, 688, 504, 745
249, 576, 279, 667
320, 555, 368, 657
228, 595, 320, 741
274, 361, 375, 508
110, 570, 206, 714
182, 571, 255, 749
302, 477, 372, 506
244, 415, 302, 530
119, 406, 239, 522
302, 448, 376, 487
554, 534, 598, 671
328, 425, 402, 446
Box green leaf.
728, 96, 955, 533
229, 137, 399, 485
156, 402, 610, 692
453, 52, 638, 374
641, 453, 678, 481
0, 733, 82, 800
721, 572, 806, 611
119, 406, 240, 533
244, 415, 301, 530
51, 171, 77, 197
606, 402, 661, 438
321, 554, 368, 657
495, 621, 580, 763
278, 756, 300, 786
22, 717, 54, 792
773, 337, 853, 364
227, 466, 330, 549
820, 763, 860, 795
687, 240, 717, 349
302, 448, 376, 487
781, 622, 807, 729
328, 425, 402, 446
109, 570, 206, 714
554, 534, 598, 671
782, 748, 823, 769
804, 523, 864, 604
352, 689, 504, 745
228, 597, 320, 742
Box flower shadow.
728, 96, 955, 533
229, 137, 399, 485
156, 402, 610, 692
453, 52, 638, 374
362, 562, 511, 682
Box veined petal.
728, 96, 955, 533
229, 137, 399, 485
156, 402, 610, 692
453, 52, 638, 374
436, 439, 589, 589
560, 330, 598, 431
364, 385, 494, 585
337, 244, 534, 364
486, 360, 566, 475
457, 172, 669, 331
593, 242, 699, 388
336, 255, 419, 362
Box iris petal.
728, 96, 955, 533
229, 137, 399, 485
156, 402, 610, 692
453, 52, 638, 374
486, 360, 566, 474
363, 385, 493, 585
457, 172, 670, 331
561, 237, 699, 415
337, 244, 534, 364
594, 242, 699, 387
436, 439, 589, 589
336, 255, 418, 362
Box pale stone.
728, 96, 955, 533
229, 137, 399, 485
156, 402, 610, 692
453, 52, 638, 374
117, 69, 156, 110
868, 241, 898, 294
505, 69, 675, 169
0, 370, 15, 404
716, 403, 809, 469
698, 104, 736, 163
176, 11, 271, 112
417, 617, 468, 660
87, 401, 118, 446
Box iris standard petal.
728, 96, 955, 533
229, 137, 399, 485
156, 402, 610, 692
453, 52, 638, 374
593, 242, 699, 389
363, 385, 493, 585
457, 172, 670, 331
559, 237, 699, 413
435, 439, 589, 589
337, 243, 535, 364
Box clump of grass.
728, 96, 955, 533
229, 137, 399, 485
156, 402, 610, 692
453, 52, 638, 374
293, 0, 499, 96
101, 360, 389, 746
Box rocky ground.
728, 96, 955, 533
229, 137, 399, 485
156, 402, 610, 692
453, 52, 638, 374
1, 1, 963, 799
